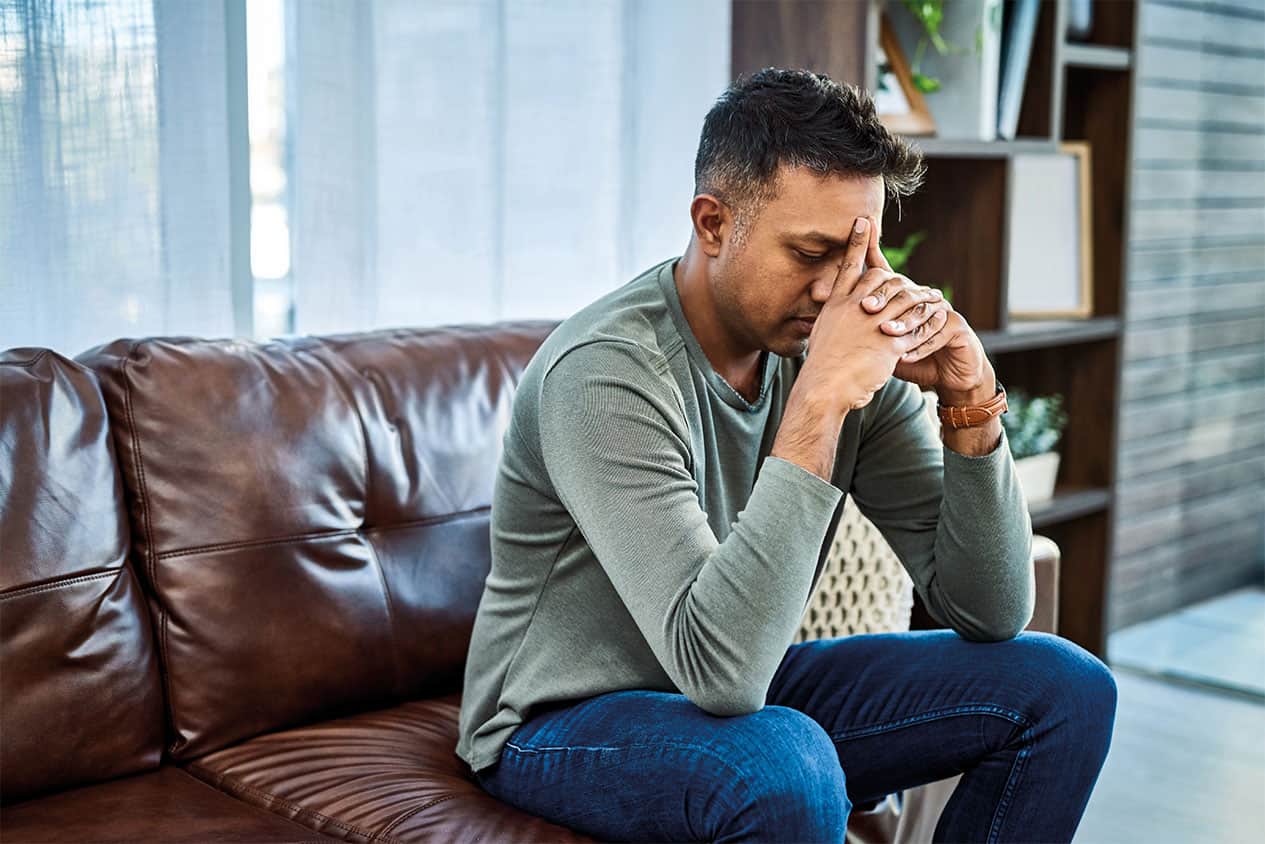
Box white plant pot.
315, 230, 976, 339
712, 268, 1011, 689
1014, 452, 1060, 504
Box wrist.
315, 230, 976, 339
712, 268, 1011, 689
937, 373, 997, 407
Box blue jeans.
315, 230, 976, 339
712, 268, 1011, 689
473, 629, 1118, 843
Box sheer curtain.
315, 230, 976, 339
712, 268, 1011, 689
0, 0, 246, 355
0, 0, 729, 351
287, 0, 731, 334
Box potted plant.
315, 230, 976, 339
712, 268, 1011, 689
895, 0, 973, 95
1000, 389, 1068, 503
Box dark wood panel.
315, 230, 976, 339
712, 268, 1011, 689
732, 0, 870, 84
1016, 0, 1058, 138
880, 157, 1007, 330
994, 339, 1119, 489
1042, 510, 1109, 656
1079, 0, 1136, 48
1065, 65, 1133, 316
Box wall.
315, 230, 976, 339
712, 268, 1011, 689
1111, 0, 1265, 630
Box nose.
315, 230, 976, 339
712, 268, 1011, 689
810, 272, 836, 303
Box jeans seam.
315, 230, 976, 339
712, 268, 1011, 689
505, 738, 750, 772
827, 703, 1032, 742
503, 740, 750, 793
502, 738, 756, 839
987, 723, 1035, 844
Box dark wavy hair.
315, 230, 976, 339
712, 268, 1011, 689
694, 67, 926, 234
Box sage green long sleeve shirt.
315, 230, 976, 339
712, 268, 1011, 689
455, 256, 1035, 775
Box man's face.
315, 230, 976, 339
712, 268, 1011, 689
711, 166, 886, 358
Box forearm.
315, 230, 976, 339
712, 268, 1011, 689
926, 426, 1035, 640
770, 372, 849, 482
941, 415, 1002, 457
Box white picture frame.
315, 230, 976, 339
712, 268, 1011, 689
1006, 141, 1094, 320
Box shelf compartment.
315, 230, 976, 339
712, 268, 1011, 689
990, 338, 1119, 492
980, 316, 1120, 353
1064, 0, 1136, 49
1063, 64, 1133, 319
881, 157, 1008, 331
1030, 486, 1111, 529
1014, 0, 1061, 138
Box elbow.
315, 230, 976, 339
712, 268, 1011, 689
964, 618, 1027, 642
688, 682, 767, 717
956, 602, 1034, 642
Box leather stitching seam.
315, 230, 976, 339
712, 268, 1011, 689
0, 569, 118, 601
155, 507, 491, 561
375, 793, 461, 839
186, 762, 406, 844
122, 345, 179, 757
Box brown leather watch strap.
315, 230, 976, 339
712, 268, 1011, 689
937, 381, 1008, 430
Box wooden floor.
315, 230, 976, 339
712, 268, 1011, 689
1074, 621, 1265, 842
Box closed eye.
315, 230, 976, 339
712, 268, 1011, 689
795, 249, 828, 263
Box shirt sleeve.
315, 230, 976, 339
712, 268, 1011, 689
536, 340, 843, 716
849, 377, 1035, 641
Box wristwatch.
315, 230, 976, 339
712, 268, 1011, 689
937, 380, 1008, 430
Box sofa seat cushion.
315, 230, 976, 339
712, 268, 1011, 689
185, 692, 593, 843
0, 765, 339, 843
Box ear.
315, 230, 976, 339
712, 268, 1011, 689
689, 194, 730, 258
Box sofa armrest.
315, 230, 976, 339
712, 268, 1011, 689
1025, 534, 1060, 635
909, 533, 1060, 635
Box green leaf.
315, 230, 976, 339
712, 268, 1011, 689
912, 72, 940, 94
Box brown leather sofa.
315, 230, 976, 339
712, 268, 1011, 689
1, 322, 1059, 843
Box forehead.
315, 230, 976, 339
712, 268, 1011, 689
757, 166, 886, 241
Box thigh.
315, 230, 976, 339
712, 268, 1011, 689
765, 628, 1100, 805
475, 688, 848, 843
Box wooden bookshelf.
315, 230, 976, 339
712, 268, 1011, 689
732, 0, 1138, 659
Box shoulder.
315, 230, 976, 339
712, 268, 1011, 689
539, 338, 682, 423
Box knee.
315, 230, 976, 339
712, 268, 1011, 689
1015, 632, 1118, 743
722, 706, 850, 842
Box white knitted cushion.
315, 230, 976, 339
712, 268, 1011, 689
795, 390, 940, 641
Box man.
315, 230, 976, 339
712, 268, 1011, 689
456, 68, 1116, 843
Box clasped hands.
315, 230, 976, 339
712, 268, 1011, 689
822, 214, 995, 406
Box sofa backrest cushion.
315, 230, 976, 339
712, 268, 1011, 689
76, 322, 558, 760
0, 349, 165, 803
